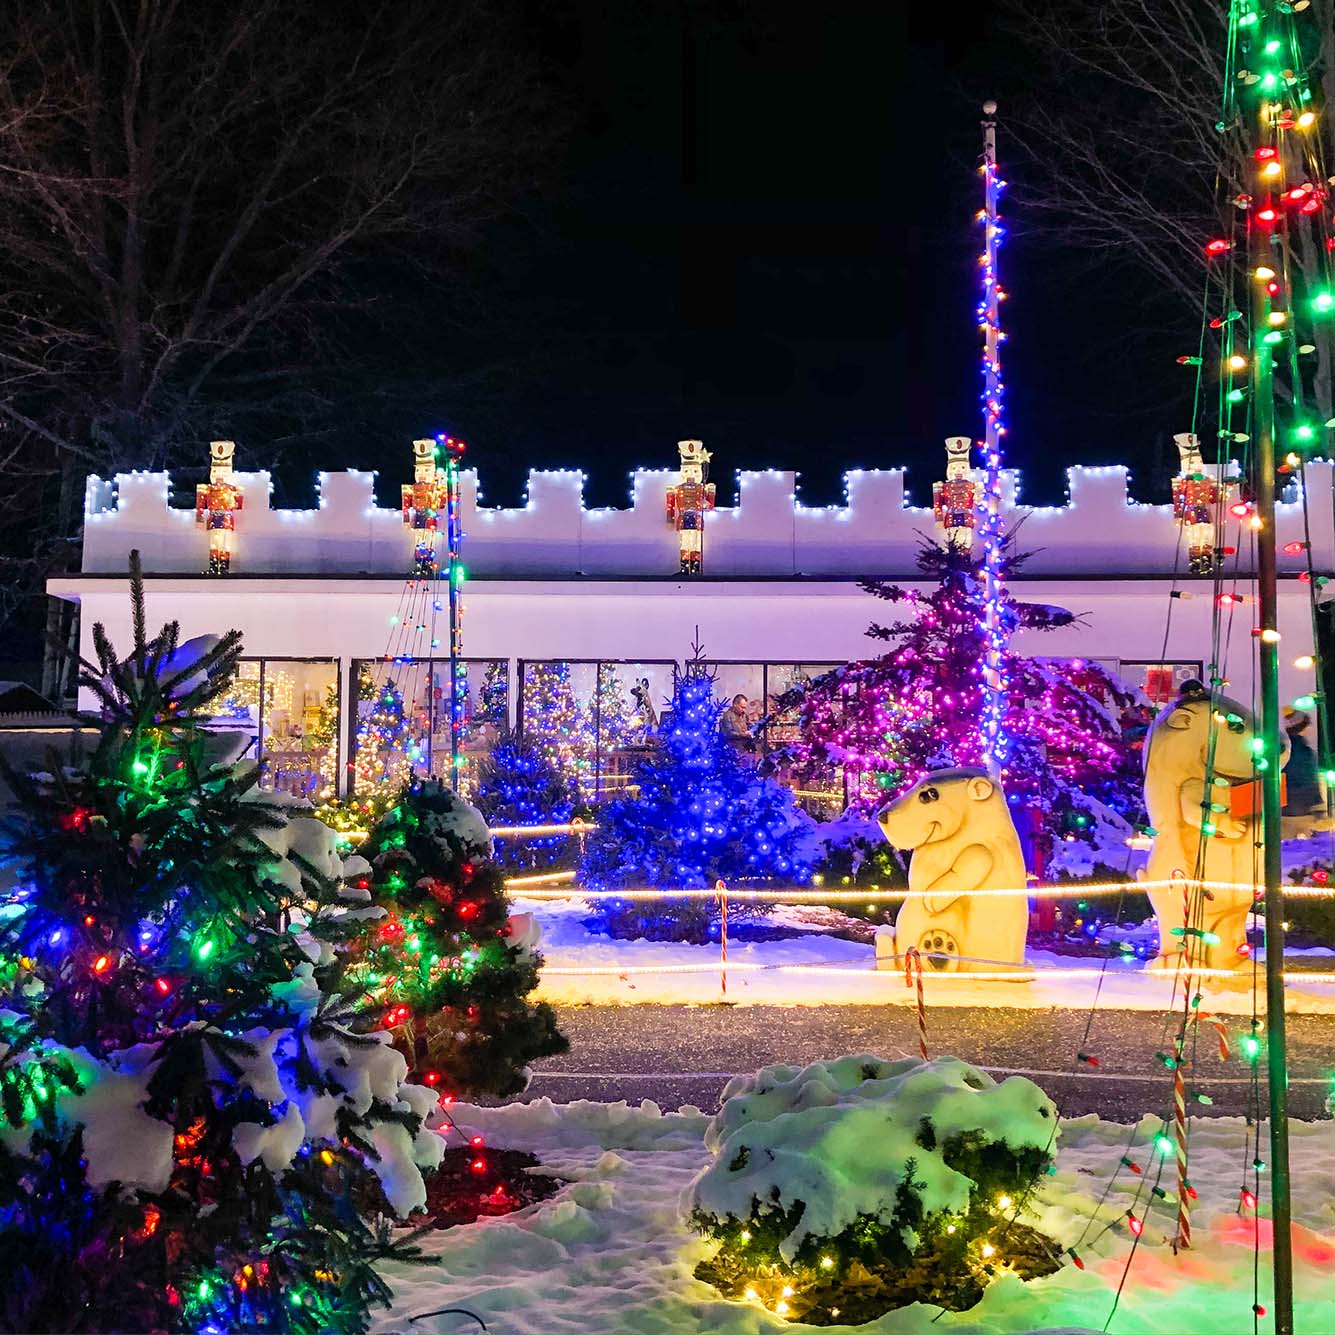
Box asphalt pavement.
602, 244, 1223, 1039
523, 1004, 1335, 1122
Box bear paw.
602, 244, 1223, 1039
919, 930, 960, 971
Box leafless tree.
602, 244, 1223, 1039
1002, 0, 1335, 432
0, 0, 557, 692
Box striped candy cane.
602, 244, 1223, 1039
1173, 1062, 1191, 1250
1171, 868, 1191, 964
714, 878, 728, 997
904, 946, 928, 1060
1191, 1010, 1232, 1062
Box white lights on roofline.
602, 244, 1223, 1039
64, 457, 1335, 577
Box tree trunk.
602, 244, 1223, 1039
39, 443, 83, 704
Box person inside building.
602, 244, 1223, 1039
1283, 707, 1321, 816
720, 693, 756, 753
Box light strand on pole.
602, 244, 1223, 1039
441, 435, 467, 790
976, 101, 1011, 772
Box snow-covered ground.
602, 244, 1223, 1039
520, 896, 1335, 1015
513, 825, 1335, 1014
375, 1094, 1335, 1335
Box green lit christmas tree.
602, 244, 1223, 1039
351, 780, 567, 1097
0, 559, 440, 1334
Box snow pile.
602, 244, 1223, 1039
521, 895, 1335, 1012
689, 1055, 1056, 1262
372, 1093, 1335, 1335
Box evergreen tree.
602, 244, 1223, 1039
520, 661, 594, 796
595, 663, 633, 751
352, 780, 567, 1097
0, 562, 440, 1333
307, 680, 340, 801
354, 671, 418, 792
474, 739, 577, 869
477, 661, 509, 732
787, 543, 1140, 863
580, 660, 813, 942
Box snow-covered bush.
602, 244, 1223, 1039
689, 1055, 1061, 1321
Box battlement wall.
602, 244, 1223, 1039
81, 461, 1335, 578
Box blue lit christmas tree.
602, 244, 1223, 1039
580, 648, 812, 941
474, 738, 576, 869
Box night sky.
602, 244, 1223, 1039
381, 0, 1192, 511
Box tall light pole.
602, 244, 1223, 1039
977, 101, 1010, 772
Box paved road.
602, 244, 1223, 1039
524, 1005, 1335, 1122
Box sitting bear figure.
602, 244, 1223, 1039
1143, 680, 1288, 970
876, 768, 1028, 971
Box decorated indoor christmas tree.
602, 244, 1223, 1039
594, 662, 634, 751
353, 669, 420, 792
352, 780, 566, 1097
477, 661, 509, 732
785, 542, 1139, 865
0, 562, 442, 1334
520, 661, 594, 796
474, 738, 577, 869
580, 649, 813, 941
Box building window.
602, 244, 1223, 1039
518, 660, 675, 800
210, 658, 339, 800
351, 658, 508, 797
1120, 660, 1204, 707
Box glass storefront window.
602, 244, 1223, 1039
209, 659, 339, 800
518, 660, 598, 800
261, 660, 340, 799
1121, 660, 1203, 706
594, 661, 675, 799
352, 658, 508, 798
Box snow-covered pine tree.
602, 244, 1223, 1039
784, 542, 1140, 865
580, 653, 813, 941
353, 780, 567, 1097
0, 558, 441, 1334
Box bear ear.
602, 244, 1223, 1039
967, 776, 995, 801
1162, 708, 1195, 731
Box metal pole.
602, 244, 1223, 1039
445, 447, 464, 792
1249, 138, 1294, 1335
978, 101, 1009, 772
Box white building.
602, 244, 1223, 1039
48, 452, 1333, 801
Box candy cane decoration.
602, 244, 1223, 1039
1173, 1061, 1191, 1251
714, 878, 728, 997
1192, 1010, 1232, 1062
1172, 867, 1191, 964
904, 946, 928, 1060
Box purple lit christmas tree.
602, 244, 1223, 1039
785, 542, 1140, 864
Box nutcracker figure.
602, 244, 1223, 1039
931, 436, 977, 550
402, 436, 463, 576
194, 439, 244, 574
1171, 431, 1225, 575
665, 438, 716, 576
